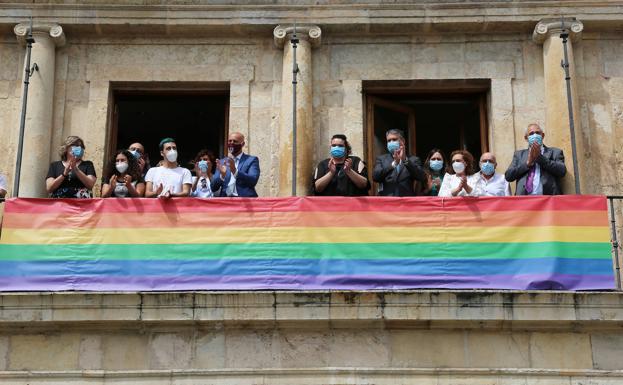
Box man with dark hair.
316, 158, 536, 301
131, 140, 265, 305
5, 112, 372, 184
144, 138, 192, 199
128, 142, 150, 178
373, 129, 426, 196
505, 123, 566, 195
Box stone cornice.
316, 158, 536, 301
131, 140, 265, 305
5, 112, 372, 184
1, 2, 623, 36
273, 24, 321, 48
533, 18, 584, 44
14, 23, 66, 47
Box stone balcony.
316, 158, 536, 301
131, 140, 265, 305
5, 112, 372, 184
1, 290, 623, 384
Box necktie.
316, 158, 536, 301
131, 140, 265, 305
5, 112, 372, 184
525, 166, 536, 194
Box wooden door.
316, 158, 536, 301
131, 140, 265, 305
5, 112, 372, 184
365, 96, 416, 195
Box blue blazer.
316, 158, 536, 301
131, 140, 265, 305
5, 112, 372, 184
211, 153, 260, 197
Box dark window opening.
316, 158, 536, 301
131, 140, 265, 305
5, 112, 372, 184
365, 81, 489, 194
109, 89, 229, 171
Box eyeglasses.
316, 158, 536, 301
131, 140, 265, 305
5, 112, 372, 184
527, 131, 542, 136
480, 159, 495, 164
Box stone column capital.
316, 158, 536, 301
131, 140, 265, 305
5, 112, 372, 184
533, 18, 583, 44
273, 25, 321, 49
14, 23, 66, 47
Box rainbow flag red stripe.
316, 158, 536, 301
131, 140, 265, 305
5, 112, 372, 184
0, 195, 615, 291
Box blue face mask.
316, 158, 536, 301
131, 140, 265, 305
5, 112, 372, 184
480, 161, 495, 176
387, 140, 401, 154
71, 146, 84, 158
129, 150, 141, 159
330, 146, 346, 158
528, 133, 543, 147
198, 160, 209, 172
429, 159, 443, 171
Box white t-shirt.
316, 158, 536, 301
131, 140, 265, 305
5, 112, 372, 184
191, 176, 214, 198
0, 174, 7, 194
145, 166, 192, 197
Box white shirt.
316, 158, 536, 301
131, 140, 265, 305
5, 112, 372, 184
438, 173, 480, 197
191, 176, 214, 198
223, 154, 243, 197
473, 172, 511, 197
0, 174, 7, 193
145, 166, 192, 197
529, 146, 545, 195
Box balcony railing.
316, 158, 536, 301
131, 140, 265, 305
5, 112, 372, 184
0, 195, 621, 292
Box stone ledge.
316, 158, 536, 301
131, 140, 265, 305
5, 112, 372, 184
1, 291, 622, 327
1, 367, 623, 380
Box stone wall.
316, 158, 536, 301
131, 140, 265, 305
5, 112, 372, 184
0, 291, 622, 384
0, 1, 622, 198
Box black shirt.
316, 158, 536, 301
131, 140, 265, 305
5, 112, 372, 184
46, 160, 96, 198
312, 156, 370, 196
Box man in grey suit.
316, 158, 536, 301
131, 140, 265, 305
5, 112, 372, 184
373, 129, 426, 196
505, 123, 567, 195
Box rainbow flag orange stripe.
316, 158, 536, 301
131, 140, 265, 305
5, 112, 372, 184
0, 195, 615, 291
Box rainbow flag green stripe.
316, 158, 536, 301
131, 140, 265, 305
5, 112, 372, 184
0, 242, 611, 261
0, 196, 615, 291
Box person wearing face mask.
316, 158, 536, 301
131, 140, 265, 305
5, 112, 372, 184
313, 134, 370, 196
473, 152, 511, 197
373, 129, 426, 196
144, 138, 192, 199
128, 142, 150, 178
438, 149, 479, 197
421, 148, 447, 196
46, 136, 97, 198
101, 150, 146, 198
191, 149, 215, 198
505, 123, 566, 195
212, 132, 260, 197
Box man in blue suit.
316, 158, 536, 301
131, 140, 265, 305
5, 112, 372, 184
212, 132, 260, 197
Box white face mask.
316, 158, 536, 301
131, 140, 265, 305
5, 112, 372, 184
115, 162, 129, 174
165, 150, 178, 163
452, 161, 466, 174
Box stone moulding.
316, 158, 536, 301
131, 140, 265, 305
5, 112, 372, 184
1, 291, 622, 327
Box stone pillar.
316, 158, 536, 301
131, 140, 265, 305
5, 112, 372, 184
533, 18, 584, 194
274, 25, 321, 196
14, 23, 65, 197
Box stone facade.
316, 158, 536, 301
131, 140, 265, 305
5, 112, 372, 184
2, 1, 623, 383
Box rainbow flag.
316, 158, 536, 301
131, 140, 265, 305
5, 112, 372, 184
0, 196, 615, 291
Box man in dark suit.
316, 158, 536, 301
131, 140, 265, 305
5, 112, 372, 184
505, 123, 566, 195
373, 129, 426, 196
212, 132, 260, 197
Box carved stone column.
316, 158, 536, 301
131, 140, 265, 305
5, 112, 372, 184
533, 18, 584, 194
14, 23, 65, 198
274, 25, 321, 196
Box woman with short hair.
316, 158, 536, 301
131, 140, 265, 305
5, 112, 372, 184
438, 149, 479, 197
45, 136, 96, 198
